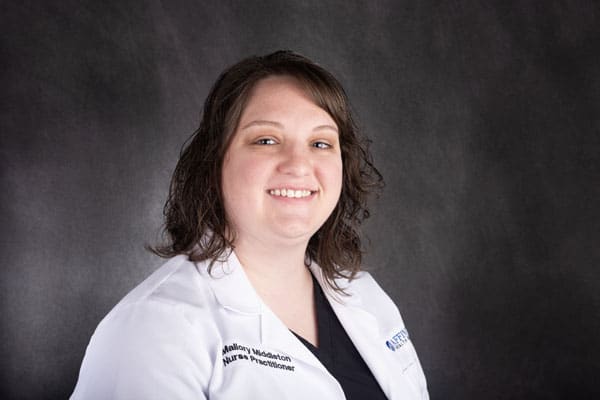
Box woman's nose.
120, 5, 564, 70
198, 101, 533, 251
277, 144, 310, 176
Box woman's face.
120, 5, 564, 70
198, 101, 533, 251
221, 76, 343, 249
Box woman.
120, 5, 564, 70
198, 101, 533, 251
71, 51, 429, 399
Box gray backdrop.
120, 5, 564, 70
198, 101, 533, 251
2, 1, 599, 399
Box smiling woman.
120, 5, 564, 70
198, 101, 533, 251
70, 51, 429, 400
222, 76, 343, 256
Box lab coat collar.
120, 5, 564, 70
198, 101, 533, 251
204, 251, 332, 374
307, 263, 366, 309
309, 265, 390, 392
309, 263, 412, 399
202, 250, 261, 315
203, 253, 416, 398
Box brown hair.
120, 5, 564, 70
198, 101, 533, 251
151, 50, 383, 290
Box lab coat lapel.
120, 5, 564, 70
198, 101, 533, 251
203, 251, 261, 315
205, 251, 330, 373
259, 303, 329, 372
309, 264, 420, 400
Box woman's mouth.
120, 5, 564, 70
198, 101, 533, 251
268, 188, 316, 198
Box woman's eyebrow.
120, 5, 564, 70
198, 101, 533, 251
313, 124, 339, 133
240, 120, 283, 130
241, 120, 338, 133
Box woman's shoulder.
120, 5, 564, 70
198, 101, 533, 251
113, 254, 212, 311
94, 254, 230, 340
311, 263, 400, 317
337, 269, 407, 328
71, 255, 220, 399
92, 253, 224, 346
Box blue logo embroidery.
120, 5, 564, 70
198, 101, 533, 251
385, 328, 409, 351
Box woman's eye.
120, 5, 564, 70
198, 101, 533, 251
312, 141, 332, 149
255, 138, 277, 145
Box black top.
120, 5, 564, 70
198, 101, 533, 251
292, 278, 388, 400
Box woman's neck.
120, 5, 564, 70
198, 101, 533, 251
232, 236, 312, 296
232, 235, 318, 345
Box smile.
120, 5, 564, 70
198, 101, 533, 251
268, 188, 315, 198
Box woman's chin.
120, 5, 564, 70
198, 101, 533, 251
265, 223, 319, 245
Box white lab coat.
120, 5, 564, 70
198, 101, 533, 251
71, 251, 429, 399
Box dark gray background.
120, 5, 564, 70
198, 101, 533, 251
2, 1, 599, 399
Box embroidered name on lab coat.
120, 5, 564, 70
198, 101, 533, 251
222, 343, 296, 372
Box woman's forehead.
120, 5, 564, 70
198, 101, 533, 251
238, 76, 337, 128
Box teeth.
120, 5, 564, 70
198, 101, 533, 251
269, 189, 313, 198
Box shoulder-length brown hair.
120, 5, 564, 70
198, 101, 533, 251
152, 50, 383, 290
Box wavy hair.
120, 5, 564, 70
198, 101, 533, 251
151, 50, 383, 290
